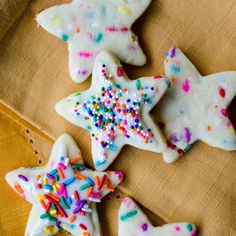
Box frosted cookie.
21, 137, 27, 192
36, 0, 151, 83
119, 197, 197, 236
6, 134, 124, 236
56, 51, 169, 171
157, 47, 236, 163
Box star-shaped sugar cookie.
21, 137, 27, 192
6, 134, 124, 236
56, 51, 169, 171
119, 197, 197, 236
157, 47, 236, 163
36, 0, 151, 83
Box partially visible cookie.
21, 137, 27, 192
56, 51, 169, 171
6, 134, 124, 235
36, 0, 151, 83
157, 47, 236, 163
118, 197, 197, 236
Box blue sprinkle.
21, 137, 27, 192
44, 185, 53, 191
171, 64, 181, 73
86, 177, 95, 186
95, 160, 106, 167
70, 224, 76, 229
64, 177, 76, 186
50, 169, 58, 175
60, 156, 65, 161
66, 197, 73, 205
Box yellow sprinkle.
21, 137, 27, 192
53, 185, 57, 193
50, 210, 57, 215
43, 177, 48, 185
37, 194, 45, 200
118, 6, 132, 16
43, 225, 55, 233
52, 16, 62, 26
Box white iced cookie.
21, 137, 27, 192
119, 197, 197, 236
36, 0, 151, 83
157, 47, 236, 163
6, 134, 124, 236
56, 51, 169, 171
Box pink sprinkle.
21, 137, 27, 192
182, 79, 190, 92
78, 51, 93, 58
219, 87, 226, 98
175, 226, 180, 231
191, 232, 197, 236
221, 108, 228, 117
106, 27, 119, 32
120, 27, 128, 32
90, 192, 102, 199
115, 171, 125, 180
57, 183, 65, 196
58, 162, 66, 170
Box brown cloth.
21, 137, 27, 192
1, 0, 236, 235
0, 0, 30, 40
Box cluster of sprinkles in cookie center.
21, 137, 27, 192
73, 64, 157, 161
16, 154, 118, 235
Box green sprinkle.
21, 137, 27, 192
136, 80, 141, 90
55, 175, 59, 181
186, 224, 193, 232
80, 183, 91, 191
72, 163, 84, 169
184, 144, 192, 152
87, 125, 92, 130
40, 213, 49, 219
75, 92, 81, 96
51, 204, 57, 210
47, 215, 57, 222
94, 32, 103, 43
120, 210, 138, 221
165, 78, 171, 88
60, 197, 70, 210
61, 34, 69, 42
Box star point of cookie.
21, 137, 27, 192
36, 0, 151, 83
56, 51, 168, 171
118, 197, 197, 236
157, 47, 236, 163
6, 134, 124, 236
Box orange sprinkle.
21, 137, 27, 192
14, 183, 24, 194
75, 173, 86, 180
36, 175, 41, 181
83, 233, 90, 236
50, 179, 56, 185
86, 186, 93, 197
76, 27, 80, 33
95, 176, 100, 186
39, 200, 47, 210
207, 125, 212, 131
104, 184, 114, 192
171, 77, 177, 84
57, 167, 65, 179
69, 215, 76, 223
47, 193, 60, 202
70, 157, 82, 164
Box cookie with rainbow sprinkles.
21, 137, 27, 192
36, 0, 151, 83
119, 197, 197, 236
157, 47, 236, 163
56, 51, 170, 171
5, 134, 124, 236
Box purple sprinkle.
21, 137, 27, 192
141, 223, 148, 232
170, 47, 176, 58
171, 134, 182, 143
184, 128, 192, 143
73, 199, 87, 214
18, 174, 28, 182
56, 221, 61, 227
46, 173, 54, 180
